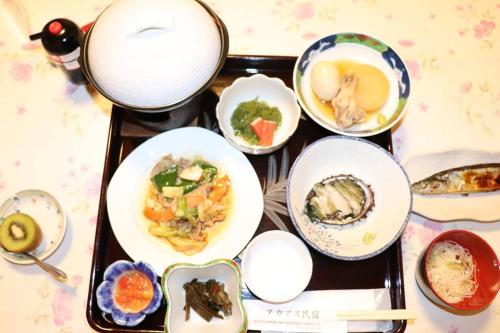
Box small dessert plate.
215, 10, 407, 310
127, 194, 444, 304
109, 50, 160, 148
96, 260, 163, 326
216, 74, 301, 154
0, 189, 67, 264
241, 230, 313, 303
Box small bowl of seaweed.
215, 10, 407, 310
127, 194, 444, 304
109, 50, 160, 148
216, 74, 301, 155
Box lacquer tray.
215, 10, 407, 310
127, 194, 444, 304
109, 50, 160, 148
86, 55, 406, 333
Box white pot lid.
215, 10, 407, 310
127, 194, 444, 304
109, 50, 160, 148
87, 0, 222, 109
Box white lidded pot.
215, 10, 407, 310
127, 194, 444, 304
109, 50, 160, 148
80, 0, 228, 113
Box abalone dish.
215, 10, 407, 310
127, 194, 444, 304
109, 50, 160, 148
304, 175, 374, 225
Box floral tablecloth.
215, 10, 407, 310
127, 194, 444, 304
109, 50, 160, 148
0, 1, 499, 332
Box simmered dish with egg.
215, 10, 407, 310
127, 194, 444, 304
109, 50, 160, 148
310, 60, 390, 128
144, 155, 231, 255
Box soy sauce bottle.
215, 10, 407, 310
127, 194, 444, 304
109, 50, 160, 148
30, 18, 87, 85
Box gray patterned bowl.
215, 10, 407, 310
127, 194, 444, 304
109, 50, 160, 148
96, 260, 162, 326
287, 136, 412, 260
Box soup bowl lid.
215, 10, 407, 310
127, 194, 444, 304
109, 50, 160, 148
84, 0, 227, 111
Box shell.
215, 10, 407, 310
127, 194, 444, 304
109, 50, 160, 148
304, 175, 374, 225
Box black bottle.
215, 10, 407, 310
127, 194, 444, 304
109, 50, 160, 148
30, 18, 87, 85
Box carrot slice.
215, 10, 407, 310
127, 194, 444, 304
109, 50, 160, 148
259, 120, 276, 146
144, 207, 163, 222
185, 194, 205, 208
162, 207, 175, 221
144, 206, 174, 222
209, 175, 231, 202
251, 117, 264, 138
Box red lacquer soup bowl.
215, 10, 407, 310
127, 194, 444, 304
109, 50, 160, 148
415, 229, 500, 311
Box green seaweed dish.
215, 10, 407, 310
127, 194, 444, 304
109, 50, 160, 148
230, 97, 282, 145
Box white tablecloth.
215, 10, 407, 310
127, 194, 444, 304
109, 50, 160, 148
1, 0, 499, 332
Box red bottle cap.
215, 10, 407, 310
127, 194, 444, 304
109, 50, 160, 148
48, 21, 63, 35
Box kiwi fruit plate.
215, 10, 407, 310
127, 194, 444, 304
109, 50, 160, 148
0, 213, 42, 253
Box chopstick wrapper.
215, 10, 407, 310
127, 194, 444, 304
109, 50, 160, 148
244, 289, 392, 333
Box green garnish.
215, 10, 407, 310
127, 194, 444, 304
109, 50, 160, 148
193, 159, 217, 182
230, 97, 282, 145
152, 164, 178, 189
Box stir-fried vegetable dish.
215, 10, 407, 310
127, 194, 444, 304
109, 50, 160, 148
144, 155, 231, 255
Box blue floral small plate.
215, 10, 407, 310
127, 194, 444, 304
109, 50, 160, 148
96, 260, 163, 326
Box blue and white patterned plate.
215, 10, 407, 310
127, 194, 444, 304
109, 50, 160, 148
0, 189, 66, 264
293, 33, 410, 137
96, 260, 163, 327
287, 136, 412, 260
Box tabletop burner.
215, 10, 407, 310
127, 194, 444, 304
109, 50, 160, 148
117, 89, 219, 135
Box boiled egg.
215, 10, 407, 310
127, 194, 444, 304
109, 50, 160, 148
310, 61, 341, 101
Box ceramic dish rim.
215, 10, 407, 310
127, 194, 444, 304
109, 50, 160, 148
292, 32, 412, 137
286, 135, 413, 260
0, 189, 67, 265
161, 258, 248, 333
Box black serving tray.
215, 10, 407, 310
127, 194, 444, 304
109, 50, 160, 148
86, 55, 406, 333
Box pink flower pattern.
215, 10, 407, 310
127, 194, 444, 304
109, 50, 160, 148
474, 20, 496, 39
52, 288, 73, 326
88, 216, 97, 226
295, 2, 315, 20
16, 105, 27, 115
418, 103, 429, 112
9, 61, 32, 82
459, 81, 472, 94
417, 219, 444, 245
84, 173, 102, 199
398, 39, 415, 47
21, 42, 40, 50
302, 32, 319, 40
405, 60, 422, 80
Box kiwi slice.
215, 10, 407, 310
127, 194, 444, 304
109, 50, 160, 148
0, 213, 42, 253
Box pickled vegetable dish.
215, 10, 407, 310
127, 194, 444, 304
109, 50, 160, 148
183, 279, 232, 322
230, 97, 282, 146
114, 271, 154, 313
144, 155, 231, 255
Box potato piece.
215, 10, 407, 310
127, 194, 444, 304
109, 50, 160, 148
345, 64, 389, 112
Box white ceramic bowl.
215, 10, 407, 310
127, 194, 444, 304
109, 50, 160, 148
216, 74, 301, 154
293, 33, 411, 137
162, 259, 247, 333
241, 230, 312, 303
287, 136, 412, 260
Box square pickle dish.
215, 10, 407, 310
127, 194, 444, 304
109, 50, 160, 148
86, 55, 406, 333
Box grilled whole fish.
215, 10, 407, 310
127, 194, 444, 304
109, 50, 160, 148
412, 164, 500, 195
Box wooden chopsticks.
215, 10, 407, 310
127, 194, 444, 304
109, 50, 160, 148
336, 309, 417, 321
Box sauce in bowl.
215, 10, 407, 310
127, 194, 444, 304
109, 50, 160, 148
114, 271, 154, 313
